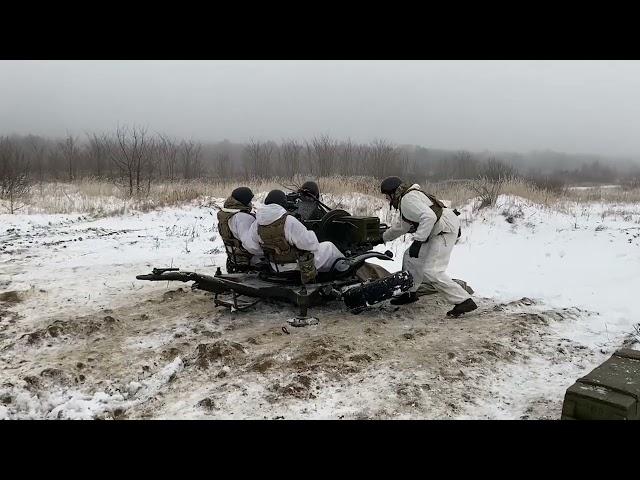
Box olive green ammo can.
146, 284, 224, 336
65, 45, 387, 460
561, 348, 640, 420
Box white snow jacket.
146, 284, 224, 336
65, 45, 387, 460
244, 203, 344, 272
223, 210, 257, 247
382, 184, 457, 243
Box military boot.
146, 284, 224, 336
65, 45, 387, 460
390, 292, 419, 305
446, 298, 478, 317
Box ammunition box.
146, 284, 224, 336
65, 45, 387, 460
337, 216, 382, 244
561, 348, 640, 420
309, 215, 383, 253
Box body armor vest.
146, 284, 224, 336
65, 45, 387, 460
398, 186, 461, 238
217, 197, 254, 264
257, 214, 302, 264
397, 186, 446, 234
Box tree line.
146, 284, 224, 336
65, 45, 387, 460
0, 129, 420, 196
2, 128, 640, 212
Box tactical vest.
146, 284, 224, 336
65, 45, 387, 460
399, 187, 446, 226
399, 187, 461, 238
257, 214, 302, 264
217, 198, 253, 262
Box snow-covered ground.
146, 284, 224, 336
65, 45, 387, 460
567, 184, 621, 191
1, 193, 638, 419
442, 196, 640, 417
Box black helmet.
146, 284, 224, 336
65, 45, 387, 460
380, 176, 403, 195
299, 180, 319, 198
231, 186, 254, 207
264, 189, 288, 208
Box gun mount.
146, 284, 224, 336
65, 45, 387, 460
137, 252, 413, 317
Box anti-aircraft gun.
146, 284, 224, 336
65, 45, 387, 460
136, 189, 408, 320
284, 189, 389, 256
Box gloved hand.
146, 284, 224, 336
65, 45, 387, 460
408, 240, 424, 258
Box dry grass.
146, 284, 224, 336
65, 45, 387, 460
566, 186, 640, 204
3, 176, 640, 216
426, 177, 563, 208
2, 176, 384, 216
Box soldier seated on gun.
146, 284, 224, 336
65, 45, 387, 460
290, 180, 326, 221
217, 187, 264, 269
243, 189, 349, 276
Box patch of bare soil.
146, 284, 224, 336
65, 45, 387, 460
0, 291, 22, 304
0, 287, 596, 419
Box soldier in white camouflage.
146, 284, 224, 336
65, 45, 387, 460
217, 187, 261, 272
380, 176, 478, 317
243, 190, 348, 278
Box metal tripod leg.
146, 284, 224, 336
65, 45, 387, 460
287, 285, 318, 327
213, 289, 261, 311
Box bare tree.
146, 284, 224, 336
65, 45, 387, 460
243, 139, 275, 178
145, 139, 163, 193
261, 141, 276, 177
243, 139, 260, 179
108, 125, 153, 197
26, 134, 48, 189
400, 150, 417, 178
434, 150, 480, 180
620, 165, 640, 191
355, 143, 371, 175
0, 137, 31, 214
214, 150, 231, 180
279, 139, 302, 178
303, 140, 315, 175
369, 139, 399, 178
311, 135, 338, 177
86, 133, 110, 179
339, 138, 356, 176
180, 140, 202, 180
58, 134, 79, 181
158, 134, 179, 182
481, 157, 516, 181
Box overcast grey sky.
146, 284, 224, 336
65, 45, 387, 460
1, 60, 639, 156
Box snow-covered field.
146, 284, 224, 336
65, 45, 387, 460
1, 193, 639, 419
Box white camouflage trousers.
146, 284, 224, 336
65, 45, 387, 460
402, 218, 471, 305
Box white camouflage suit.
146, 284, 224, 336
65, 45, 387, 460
382, 184, 471, 304
242, 203, 345, 273
223, 208, 264, 266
